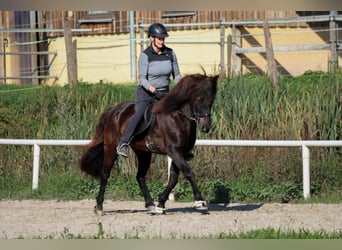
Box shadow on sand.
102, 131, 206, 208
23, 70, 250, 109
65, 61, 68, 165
102, 203, 263, 216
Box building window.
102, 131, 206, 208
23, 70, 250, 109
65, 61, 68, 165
162, 11, 196, 19
79, 11, 115, 24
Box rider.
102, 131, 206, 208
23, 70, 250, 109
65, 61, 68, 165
116, 23, 182, 158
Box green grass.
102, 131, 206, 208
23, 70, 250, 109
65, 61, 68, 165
1, 171, 341, 203
14, 227, 342, 239
216, 228, 342, 239
1, 71, 341, 203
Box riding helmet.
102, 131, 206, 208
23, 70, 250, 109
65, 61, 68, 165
147, 23, 169, 38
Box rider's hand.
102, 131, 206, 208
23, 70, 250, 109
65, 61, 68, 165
154, 90, 166, 100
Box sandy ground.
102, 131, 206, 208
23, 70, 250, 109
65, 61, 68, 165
0, 199, 341, 239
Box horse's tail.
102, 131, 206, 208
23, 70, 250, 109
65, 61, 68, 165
79, 142, 104, 179
79, 110, 111, 179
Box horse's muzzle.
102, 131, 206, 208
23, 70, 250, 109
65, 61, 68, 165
198, 117, 211, 133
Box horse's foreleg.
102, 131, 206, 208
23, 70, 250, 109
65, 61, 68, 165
157, 162, 180, 210
183, 166, 204, 201
182, 163, 207, 210
172, 158, 207, 210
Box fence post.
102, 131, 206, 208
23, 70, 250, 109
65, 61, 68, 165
32, 143, 40, 190
138, 20, 145, 52
329, 11, 338, 72
231, 24, 241, 76
219, 19, 226, 77
63, 16, 78, 86
129, 10, 136, 83
263, 16, 279, 87
227, 34, 232, 79
302, 145, 310, 199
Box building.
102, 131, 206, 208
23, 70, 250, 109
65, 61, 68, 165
0, 11, 341, 84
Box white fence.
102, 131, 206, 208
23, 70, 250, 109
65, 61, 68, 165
1, 139, 341, 199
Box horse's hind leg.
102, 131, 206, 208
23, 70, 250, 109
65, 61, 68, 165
134, 150, 155, 211
95, 145, 117, 214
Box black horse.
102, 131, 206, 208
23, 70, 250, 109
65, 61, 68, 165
79, 73, 219, 214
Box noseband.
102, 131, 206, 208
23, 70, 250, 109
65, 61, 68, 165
177, 111, 211, 123
194, 112, 211, 122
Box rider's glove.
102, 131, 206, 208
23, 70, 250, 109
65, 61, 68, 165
154, 90, 167, 100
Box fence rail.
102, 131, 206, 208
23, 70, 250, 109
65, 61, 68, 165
1, 139, 341, 199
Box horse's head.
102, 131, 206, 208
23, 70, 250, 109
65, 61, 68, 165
152, 73, 219, 133
191, 74, 219, 133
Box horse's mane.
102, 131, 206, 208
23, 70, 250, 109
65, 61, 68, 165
152, 73, 214, 114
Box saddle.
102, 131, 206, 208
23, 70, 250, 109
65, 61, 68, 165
133, 103, 156, 138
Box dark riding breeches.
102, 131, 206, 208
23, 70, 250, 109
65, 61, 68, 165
119, 86, 155, 144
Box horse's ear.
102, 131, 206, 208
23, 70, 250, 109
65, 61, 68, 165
211, 75, 219, 85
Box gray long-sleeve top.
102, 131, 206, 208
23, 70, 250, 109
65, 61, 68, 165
138, 45, 181, 91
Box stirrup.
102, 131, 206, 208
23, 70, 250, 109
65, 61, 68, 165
116, 143, 128, 158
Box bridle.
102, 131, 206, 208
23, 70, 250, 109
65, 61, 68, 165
176, 93, 212, 123
177, 110, 211, 123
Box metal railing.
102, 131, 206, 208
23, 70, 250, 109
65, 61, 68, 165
1, 139, 341, 199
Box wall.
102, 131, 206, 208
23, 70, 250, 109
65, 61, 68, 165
46, 27, 340, 85
239, 26, 335, 75
47, 34, 132, 84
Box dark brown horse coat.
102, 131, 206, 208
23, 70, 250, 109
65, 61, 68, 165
80, 73, 219, 214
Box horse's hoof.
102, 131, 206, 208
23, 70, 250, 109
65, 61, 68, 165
147, 205, 166, 215
193, 200, 208, 210
94, 206, 104, 216
146, 205, 156, 214
155, 206, 166, 214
